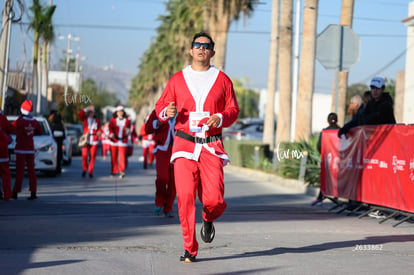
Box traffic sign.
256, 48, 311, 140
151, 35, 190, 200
316, 24, 360, 71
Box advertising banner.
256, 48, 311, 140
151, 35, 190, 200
320, 125, 414, 213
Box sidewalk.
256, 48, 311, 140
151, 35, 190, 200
1, 153, 414, 274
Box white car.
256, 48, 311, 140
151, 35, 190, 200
7, 116, 58, 176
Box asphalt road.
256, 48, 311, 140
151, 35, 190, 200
1, 146, 414, 275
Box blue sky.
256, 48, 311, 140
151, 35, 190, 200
8, 0, 412, 94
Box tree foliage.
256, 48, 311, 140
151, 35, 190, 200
233, 78, 259, 118
128, 0, 259, 112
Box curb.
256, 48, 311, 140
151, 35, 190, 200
224, 165, 319, 197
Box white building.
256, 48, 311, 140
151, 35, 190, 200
48, 71, 81, 93
402, 1, 414, 123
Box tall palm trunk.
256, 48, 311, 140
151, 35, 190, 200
295, 0, 318, 141
333, 0, 354, 126
263, 0, 280, 149
33, 31, 40, 113
275, 0, 293, 144
41, 41, 49, 112
204, 0, 231, 71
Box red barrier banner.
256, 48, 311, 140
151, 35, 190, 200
320, 125, 414, 213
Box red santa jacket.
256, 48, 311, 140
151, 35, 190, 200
78, 109, 102, 146
12, 115, 43, 154
145, 109, 175, 153
0, 113, 15, 161
139, 123, 153, 142
108, 116, 131, 146
155, 65, 239, 165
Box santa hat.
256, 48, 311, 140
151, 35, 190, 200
115, 105, 124, 112
21, 100, 33, 115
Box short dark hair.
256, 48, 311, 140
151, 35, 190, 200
191, 31, 215, 50
327, 112, 338, 124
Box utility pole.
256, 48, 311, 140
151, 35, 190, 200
59, 34, 80, 103
0, 0, 13, 111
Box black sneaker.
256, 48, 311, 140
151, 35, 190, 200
27, 192, 37, 200
82, 171, 86, 178
11, 192, 18, 200
200, 220, 215, 243
180, 250, 196, 263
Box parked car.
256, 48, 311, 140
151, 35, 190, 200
7, 116, 58, 176
65, 123, 83, 156
223, 118, 275, 141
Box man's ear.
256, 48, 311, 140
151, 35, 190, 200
189, 48, 193, 57
211, 50, 215, 58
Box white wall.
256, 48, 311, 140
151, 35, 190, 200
403, 1, 414, 123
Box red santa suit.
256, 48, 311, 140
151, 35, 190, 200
125, 123, 137, 169
0, 113, 15, 200
78, 108, 102, 177
155, 65, 239, 257
100, 123, 110, 159
145, 109, 176, 215
139, 123, 155, 169
108, 109, 131, 176
12, 101, 43, 197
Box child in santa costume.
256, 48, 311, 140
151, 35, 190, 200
155, 32, 239, 262
100, 123, 111, 159
108, 105, 131, 178
12, 100, 43, 200
78, 105, 101, 178
145, 109, 176, 217
0, 110, 15, 200
139, 118, 155, 169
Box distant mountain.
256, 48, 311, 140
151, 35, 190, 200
81, 64, 135, 104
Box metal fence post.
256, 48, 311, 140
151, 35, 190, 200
298, 151, 308, 181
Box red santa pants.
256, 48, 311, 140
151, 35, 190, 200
14, 153, 37, 193
174, 148, 227, 257
110, 145, 127, 174
142, 141, 154, 167
155, 146, 176, 213
0, 160, 12, 199
82, 145, 98, 175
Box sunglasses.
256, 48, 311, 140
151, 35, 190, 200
192, 42, 214, 50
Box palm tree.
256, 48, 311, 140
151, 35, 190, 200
334, 0, 354, 126
295, 0, 318, 141
202, 0, 258, 71
29, 0, 43, 113
275, 0, 293, 144
128, 0, 259, 122
40, 4, 56, 112
28, 0, 56, 114
263, 0, 280, 149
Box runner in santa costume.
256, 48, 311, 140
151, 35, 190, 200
125, 119, 137, 169
108, 105, 131, 178
155, 32, 239, 262
100, 122, 111, 159
78, 105, 101, 178
0, 110, 15, 200
12, 100, 43, 200
139, 119, 155, 169
145, 109, 176, 217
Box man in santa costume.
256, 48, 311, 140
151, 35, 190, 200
108, 105, 131, 178
78, 105, 101, 178
0, 110, 15, 200
155, 32, 239, 263
12, 100, 43, 200
145, 109, 176, 217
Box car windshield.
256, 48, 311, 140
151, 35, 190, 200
7, 118, 51, 136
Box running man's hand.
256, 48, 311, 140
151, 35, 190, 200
166, 102, 177, 118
